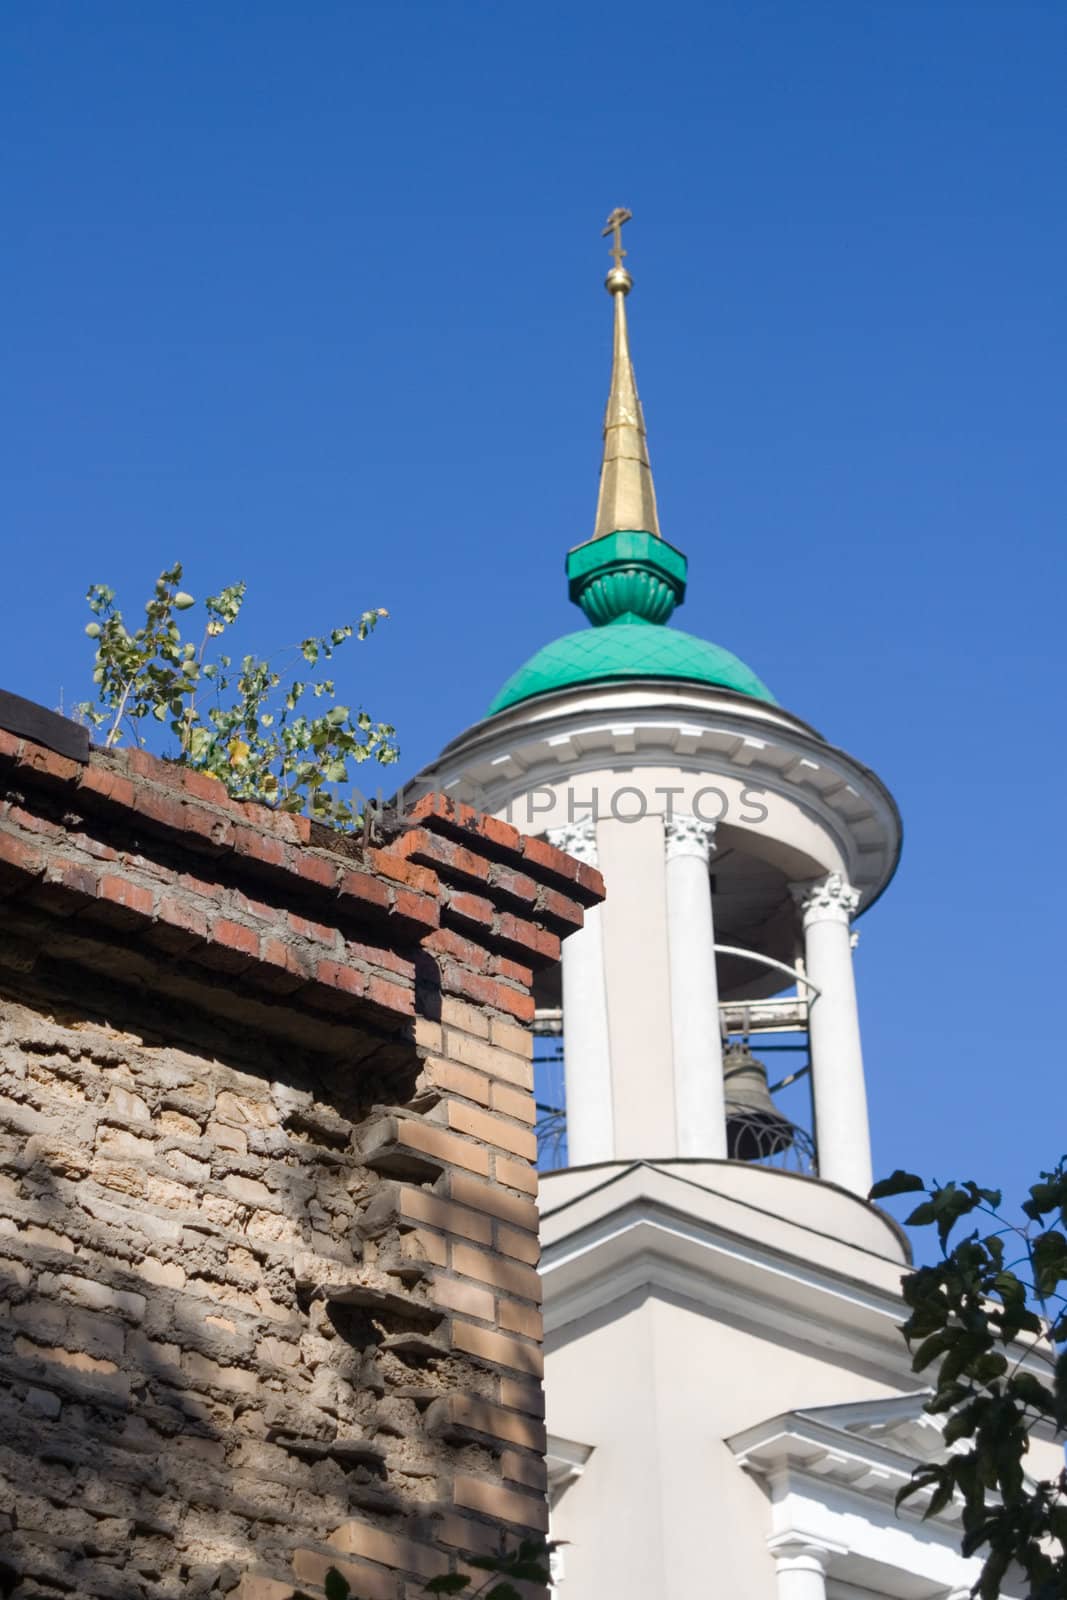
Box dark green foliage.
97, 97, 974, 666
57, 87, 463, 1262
871, 1163, 1067, 1598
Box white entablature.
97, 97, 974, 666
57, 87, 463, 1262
414, 677, 901, 908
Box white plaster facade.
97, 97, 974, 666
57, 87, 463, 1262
413, 670, 1060, 1599
409, 229, 1056, 1598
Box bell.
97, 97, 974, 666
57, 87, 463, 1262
722, 1042, 795, 1162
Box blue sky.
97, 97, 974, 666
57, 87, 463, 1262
3, 1, 1065, 1225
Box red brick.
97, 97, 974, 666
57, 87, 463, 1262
441, 964, 534, 1024
534, 884, 585, 933
344, 937, 415, 980
313, 959, 368, 1001
337, 865, 392, 913
196, 915, 259, 973
122, 748, 169, 783
287, 909, 340, 948
173, 801, 234, 851
130, 787, 187, 834
21, 742, 83, 787
78, 765, 137, 811
488, 954, 534, 986
295, 853, 338, 890
154, 893, 211, 954
445, 889, 495, 928
391, 887, 439, 931
0, 831, 47, 885
394, 829, 492, 886
0, 729, 23, 762
258, 937, 314, 993
367, 847, 438, 895
492, 912, 559, 966
96, 874, 155, 924
34, 858, 101, 914
231, 826, 288, 870
172, 766, 229, 805
3, 804, 63, 838
214, 918, 259, 958
407, 793, 521, 855
487, 863, 539, 907
424, 927, 489, 972
364, 972, 413, 1015
520, 830, 604, 899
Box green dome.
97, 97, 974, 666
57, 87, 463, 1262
488, 622, 777, 715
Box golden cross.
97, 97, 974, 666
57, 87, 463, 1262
602, 207, 633, 269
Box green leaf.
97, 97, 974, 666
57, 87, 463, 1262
323, 1567, 351, 1600
869, 1170, 925, 1201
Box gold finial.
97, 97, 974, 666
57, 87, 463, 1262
593, 208, 661, 539
601, 206, 634, 295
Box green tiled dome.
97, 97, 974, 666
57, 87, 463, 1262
488, 622, 776, 714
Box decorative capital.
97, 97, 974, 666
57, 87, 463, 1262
791, 872, 860, 928
665, 813, 717, 863
547, 817, 599, 867
767, 1533, 842, 1574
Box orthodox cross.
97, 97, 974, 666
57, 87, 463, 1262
602, 207, 633, 269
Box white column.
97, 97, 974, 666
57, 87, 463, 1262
547, 819, 614, 1166
792, 872, 872, 1196
665, 815, 726, 1159
771, 1544, 829, 1600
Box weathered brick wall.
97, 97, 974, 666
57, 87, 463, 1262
0, 709, 601, 1600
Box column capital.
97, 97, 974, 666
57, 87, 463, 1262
547, 817, 598, 867
665, 813, 717, 863
791, 871, 860, 928
767, 1534, 840, 1572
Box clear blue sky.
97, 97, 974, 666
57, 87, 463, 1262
3, 1, 1065, 1224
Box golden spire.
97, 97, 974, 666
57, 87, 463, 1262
592, 207, 662, 541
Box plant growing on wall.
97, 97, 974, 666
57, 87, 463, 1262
76, 562, 397, 827
871, 1164, 1067, 1600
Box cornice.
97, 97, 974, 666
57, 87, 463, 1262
410, 679, 902, 910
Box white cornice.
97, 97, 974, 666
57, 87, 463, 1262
410, 679, 901, 909
542, 1196, 915, 1378
540, 1166, 1055, 1392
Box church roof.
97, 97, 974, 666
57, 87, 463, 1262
486, 211, 775, 719
488, 621, 776, 714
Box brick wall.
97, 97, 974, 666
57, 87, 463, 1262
0, 705, 602, 1600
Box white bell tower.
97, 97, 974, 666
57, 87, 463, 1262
413, 213, 1059, 1598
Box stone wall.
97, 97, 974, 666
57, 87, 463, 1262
0, 704, 602, 1600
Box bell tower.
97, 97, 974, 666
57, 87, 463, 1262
418, 213, 897, 1201
406, 216, 1029, 1600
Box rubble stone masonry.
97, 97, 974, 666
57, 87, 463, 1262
0, 699, 602, 1600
